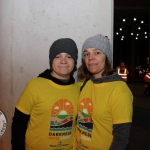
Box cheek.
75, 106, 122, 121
84, 59, 88, 66
52, 59, 58, 64
100, 56, 106, 63
51, 60, 57, 68
69, 60, 75, 68
101, 58, 106, 65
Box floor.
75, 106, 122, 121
125, 78, 150, 150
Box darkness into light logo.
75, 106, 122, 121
77, 98, 93, 132
50, 99, 74, 131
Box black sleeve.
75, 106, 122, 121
11, 108, 30, 150
109, 123, 131, 150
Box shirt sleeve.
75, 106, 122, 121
11, 108, 30, 150
16, 81, 35, 115
111, 85, 133, 124
109, 123, 131, 150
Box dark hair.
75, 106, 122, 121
77, 56, 114, 80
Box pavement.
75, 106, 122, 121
125, 77, 150, 150
127, 77, 150, 109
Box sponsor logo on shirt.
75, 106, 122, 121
0, 110, 7, 138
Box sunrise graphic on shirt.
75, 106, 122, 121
50, 99, 74, 131
78, 98, 93, 132
51, 99, 74, 114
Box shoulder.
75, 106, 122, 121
29, 77, 46, 82
72, 81, 81, 89
26, 77, 48, 87
111, 80, 127, 87
77, 79, 90, 91
109, 81, 131, 93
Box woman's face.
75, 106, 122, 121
83, 48, 106, 78
51, 53, 74, 79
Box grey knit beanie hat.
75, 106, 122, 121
49, 38, 78, 67
82, 34, 112, 63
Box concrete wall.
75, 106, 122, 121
0, 0, 114, 149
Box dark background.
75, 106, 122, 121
114, 0, 150, 77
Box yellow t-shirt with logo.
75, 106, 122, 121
74, 80, 133, 150
16, 77, 80, 150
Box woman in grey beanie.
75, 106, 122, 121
74, 34, 133, 150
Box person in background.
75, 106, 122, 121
143, 70, 150, 95
11, 38, 79, 150
116, 62, 129, 82
74, 34, 133, 150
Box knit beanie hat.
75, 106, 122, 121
82, 34, 112, 63
49, 38, 78, 67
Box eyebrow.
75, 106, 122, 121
84, 48, 100, 52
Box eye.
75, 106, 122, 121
67, 55, 72, 58
83, 52, 89, 57
95, 51, 101, 55
55, 55, 60, 58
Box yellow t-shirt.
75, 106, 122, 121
16, 77, 80, 150
74, 80, 133, 150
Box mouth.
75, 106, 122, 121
88, 63, 97, 67
59, 66, 69, 69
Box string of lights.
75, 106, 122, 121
114, 13, 149, 41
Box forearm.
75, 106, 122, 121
11, 108, 30, 150
109, 123, 131, 150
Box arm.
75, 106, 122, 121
126, 69, 129, 75
11, 108, 30, 150
109, 123, 131, 150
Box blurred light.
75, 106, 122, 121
145, 36, 147, 38
121, 38, 123, 40
134, 18, 136, 21
136, 37, 138, 40
123, 19, 126, 22
138, 27, 141, 30
141, 21, 144, 23
137, 34, 139, 36
116, 32, 119, 35
131, 33, 134, 35
122, 36, 124, 38
144, 32, 147, 34
120, 28, 122, 31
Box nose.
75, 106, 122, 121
88, 53, 95, 60
60, 57, 67, 64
